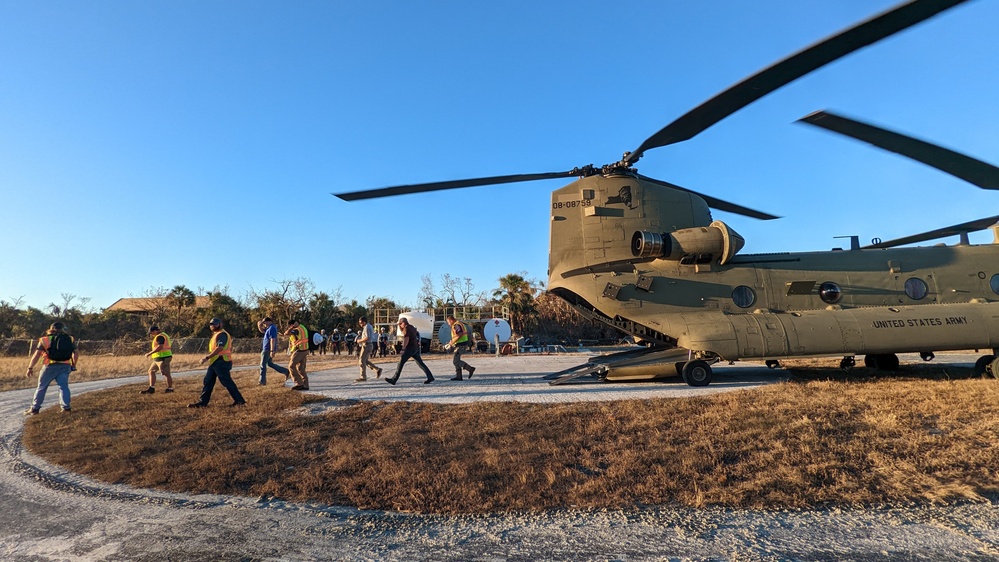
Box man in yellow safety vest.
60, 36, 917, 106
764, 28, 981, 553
141, 325, 174, 394
188, 317, 245, 408
284, 319, 310, 390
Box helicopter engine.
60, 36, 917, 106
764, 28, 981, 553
631, 220, 745, 265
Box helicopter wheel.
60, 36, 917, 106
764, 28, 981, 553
974, 355, 995, 377
681, 360, 712, 387
919, 351, 935, 362
765, 360, 780, 370
874, 353, 900, 371
863, 355, 877, 368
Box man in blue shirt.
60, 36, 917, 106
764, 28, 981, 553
257, 317, 290, 385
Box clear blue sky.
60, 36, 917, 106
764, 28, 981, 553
2, 1, 996, 312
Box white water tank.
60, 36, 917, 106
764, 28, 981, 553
398, 311, 434, 350
483, 318, 511, 343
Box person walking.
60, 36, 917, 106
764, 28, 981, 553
445, 315, 476, 381
355, 316, 382, 382
386, 317, 433, 385
141, 325, 174, 394
318, 329, 328, 355
188, 317, 246, 408
24, 322, 77, 414
257, 317, 290, 385
285, 319, 310, 390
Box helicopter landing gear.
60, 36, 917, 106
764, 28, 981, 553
919, 351, 935, 362
839, 356, 855, 370
765, 360, 780, 370
681, 360, 713, 387
865, 353, 899, 371
975, 355, 997, 377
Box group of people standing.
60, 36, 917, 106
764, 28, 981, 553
314, 326, 393, 357
23, 315, 480, 414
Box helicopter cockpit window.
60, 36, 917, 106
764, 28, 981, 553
904, 278, 928, 300
991, 274, 999, 296
818, 282, 842, 304
732, 285, 756, 309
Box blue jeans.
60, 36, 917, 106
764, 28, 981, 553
259, 349, 289, 384
197, 360, 245, 405
392, 348, 433, 381
31, 363, 71, 411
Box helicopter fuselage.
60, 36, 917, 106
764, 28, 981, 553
548, 174, 999, 363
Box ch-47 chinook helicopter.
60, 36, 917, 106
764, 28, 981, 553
335, 0, 991, 386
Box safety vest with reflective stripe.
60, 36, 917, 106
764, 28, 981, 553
150, 332, 172, 359
290, 324, 309, 352
39, 334, 73, 365
208, 330, 232, 364
453, 321, 469, 345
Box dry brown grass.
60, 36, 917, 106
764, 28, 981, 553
0, 352, 360, 393
22, 362, 999, 515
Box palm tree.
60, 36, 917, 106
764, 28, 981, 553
165, 285, 196, 333
492, 273, 540, 335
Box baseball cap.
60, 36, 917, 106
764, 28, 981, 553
208, 317, 222, 326
149, 325, 160, 333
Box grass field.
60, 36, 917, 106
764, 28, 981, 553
20, 356, 999, 515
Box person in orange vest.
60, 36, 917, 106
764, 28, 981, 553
284, 319, 310, 390
188, 317, 245, 408
24, 322, 77, 415
445, 315, 476, 381
141, 325, 174, 394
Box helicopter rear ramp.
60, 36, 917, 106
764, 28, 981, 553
544, 346, 692, 385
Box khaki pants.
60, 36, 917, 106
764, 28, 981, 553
148, 356, 173, 387
289, 349, 309, 388
358, 342, 379, 378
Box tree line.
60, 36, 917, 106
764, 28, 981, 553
0, 273, 622, 345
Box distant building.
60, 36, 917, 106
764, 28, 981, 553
105, 296, 210, 316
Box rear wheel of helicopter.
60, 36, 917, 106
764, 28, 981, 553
681, 360, 712, 387
974, 355, 995, 377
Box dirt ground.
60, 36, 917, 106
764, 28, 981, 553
3, 353, 999, 561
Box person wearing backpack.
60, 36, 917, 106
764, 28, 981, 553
24, 322, 77, 414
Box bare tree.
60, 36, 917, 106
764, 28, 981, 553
417, 274, 438, 308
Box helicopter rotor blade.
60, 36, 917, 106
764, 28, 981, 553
333, 170, 586, 201
636, 174, 780, 221
798, 110, 999, 191
862, 215, 999, 249
626, 0, 968, 165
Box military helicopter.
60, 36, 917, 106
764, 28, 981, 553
336, 0, 993, 386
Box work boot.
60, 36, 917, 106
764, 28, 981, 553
164, 388, 174, 393
140, 387, 155, 394
466, 366, 475, 379
376, 368, 383, 379
355, 377, 367, 382
187, 402, 206, 408
450, 374, 463, 381
386, 377, 398, 385
24, 408, 39, 416
424, 376, 435, 384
